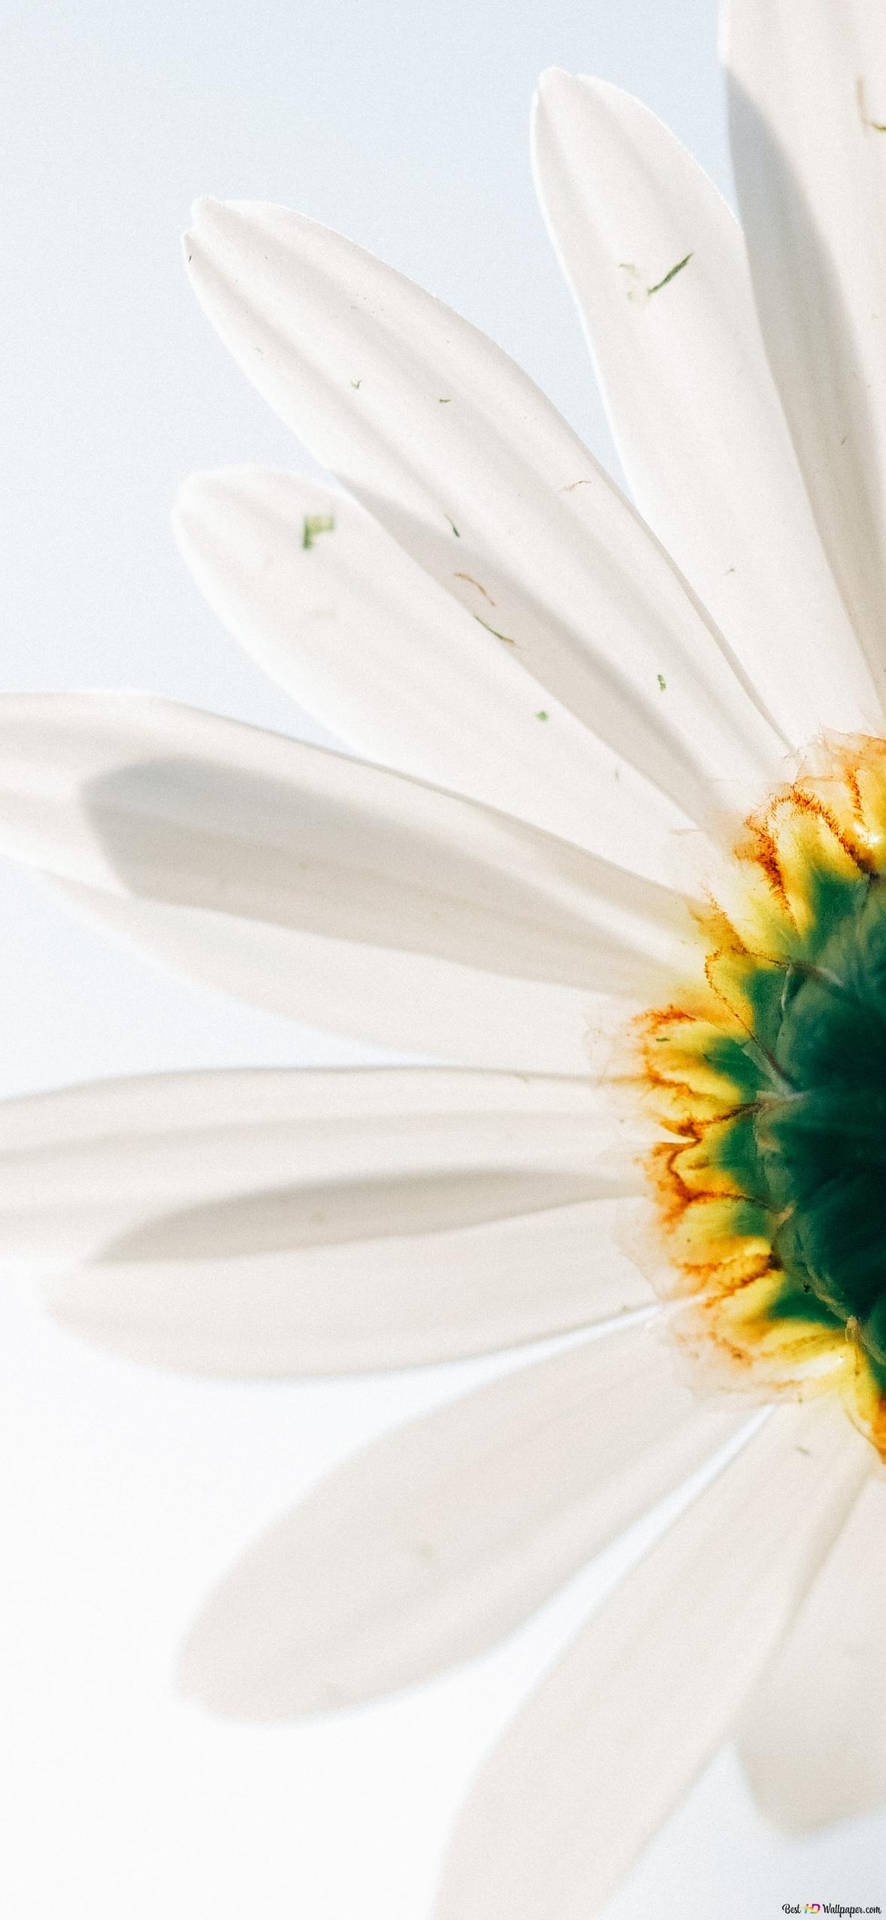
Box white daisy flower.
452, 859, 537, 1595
3, 1, 886, 1911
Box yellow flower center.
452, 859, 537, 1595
637, 735, 886, 1458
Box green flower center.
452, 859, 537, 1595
725, 872, 886, 1379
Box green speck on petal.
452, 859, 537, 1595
474, 614, 516, 647
302, 513, 336, 550
535, 710, 549, 721
647, 252, 693, 297
657, 672, 667, 692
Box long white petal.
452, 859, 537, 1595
436, 1401, 871, 1920
52, 877, 618, 1073
532, 70, 878, 742
725, 0, 886, 697
0, 1068, 653, 1373
174, 466, 687, 876
184, 197, 785, 815
177, 1321, 749, 1716
737, 1472, 886, 1831
0, 691, 684, 1075
0, 692, 688, 995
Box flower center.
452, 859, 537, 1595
756, 886, 886, 1351
639, 736, 886, 1456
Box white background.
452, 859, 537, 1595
1, 1, 883, 1914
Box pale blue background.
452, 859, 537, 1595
1, 3, 882, 1915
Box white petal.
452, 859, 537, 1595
0, 1068, 653, 1373
174, 465, 686, 876
436, 1401, 871, 1920
737, 1471, 886, 1832
532, 70, 878, 742
178, 1321, 749, 1716
53, 877, 616, 1072
725, 0, 886, 700
0, 692, 687, 994
185, 197, 785, 814
0, 691, 687, 1068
